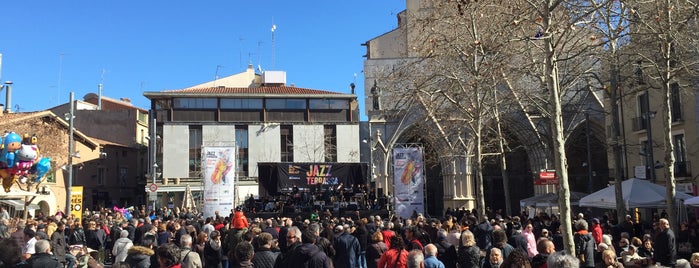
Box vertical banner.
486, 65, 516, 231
393, 147, 424, 219
70, 186, 83, 223
202, 147, 236, 218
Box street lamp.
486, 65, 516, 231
65, 92, 75, 214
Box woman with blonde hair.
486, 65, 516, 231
367, 231, 387, 268
456, 230, 480, 268
690, 252, 699, 268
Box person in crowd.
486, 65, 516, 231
274, 226, 302, 268
70, 221, 87, 246
50, 221, 68, 266
637, 238, 653, 259
690, 252, 699, 268
113, 229, 134, 264
22, 228, 37, 261
86, 220, 107, 263
283, 230, 332, 268
617, 238, 630, 257
499, 249, 530, 268
157, 223, 171, 246
530, 238, 555, 268
335, 224, 361, 268
354, 219, 369, 268
378, 236, 408, 268
653, 218, 676, 267
591, 218, 603, 245
367, 229, 387, 268
310, 223, 335, 259
195, 232, 208, 267
125, 233, 157, 268
157, 243, 182, 268
381, 222, 396, 249
621, 244, 650, 267
597, 249, 623, 268
252, 232, 279, 268
433, 229, 456, 268
574, 219, 595, 268
407, 250, 424, 268
232, 241, 255, 268
404, 226, 424, 252
456, 230, 480, 268
485, 247, 503, 268
0, 237, 23, 267
423, 244, 444, 268
484, 229, 514, 267
204, 230, 223, 268
12, 220, 26, 249
547, 251, 580, 268
474, 216, 493, 251
24, 239, 62, 268
522, 223, 538, 258
180, 234, 203, 268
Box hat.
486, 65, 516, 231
592, 218, 600, 224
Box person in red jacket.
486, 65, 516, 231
231, 208, 249, 229
591, 218, 603, 245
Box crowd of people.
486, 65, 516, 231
0, 205, 699, 268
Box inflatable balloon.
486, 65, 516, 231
0, 132, 22, 167
33, 157, 51, 183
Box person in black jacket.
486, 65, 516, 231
433, 229, 456, 268
573, 220, 595, 268
204, 230, 224, 268
653, 218, 676, 267
530, 239, 555, 268
24, 240, 62, 268
283, 230, 332, 268
354, 220, 369, 268
253, 232, 280, 268
70, 222, 86, 246
124, 234, 156, 268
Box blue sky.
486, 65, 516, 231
0, 1, 405, 118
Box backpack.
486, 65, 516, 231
574, 233, 589, 262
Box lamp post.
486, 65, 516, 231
65, 92, 74, 214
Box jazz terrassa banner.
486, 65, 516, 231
257, 162, 368, 195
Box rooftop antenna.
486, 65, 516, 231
271, 23, 277, 70
214, 65, 224, 86
98, 68, 106, 110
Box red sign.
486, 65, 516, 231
535, 171, 559, 185
149, 183, 158, 193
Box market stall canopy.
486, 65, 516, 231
683, 196, 699, 207
579, 178, 694, 209
0, 188, 37, 198
519, 191, 588, 207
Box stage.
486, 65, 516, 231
244, 208, 390, 220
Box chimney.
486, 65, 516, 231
97, 84, 103, 110
4, 81, 12, 113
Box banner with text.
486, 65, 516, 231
70, 186, 83, 223
258, 162, 368, 195
393, 147, 424, 219
202, 146, 236, 218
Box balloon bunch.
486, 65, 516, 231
0, 132, 52, 192
113, 206, 134, 221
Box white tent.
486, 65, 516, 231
579, 178, 694, 209
519, 191, 588, 207
683, 196, 699, 207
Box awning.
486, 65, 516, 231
0, 199, 38, 210
0, 188, 37, 198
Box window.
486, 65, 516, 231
97, 167, 105, 186
671, 83, 682, 122
674, 133, 688, 176
221, 98, 263, 109
635, 93, 650, 130
324, 125, 337, 162
173, 98, 217, 109
189, 126, 203, 176
235, 126, 249, 177
119, 167, 128, 186
267, 99, 307, 110
309, 99, 349, 109
280, 125, 294, 162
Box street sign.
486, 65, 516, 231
149, 183, 158, 193
149, 192, 158, 201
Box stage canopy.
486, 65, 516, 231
258, 162, 368, 195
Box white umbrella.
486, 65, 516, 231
579, 178, 694, 209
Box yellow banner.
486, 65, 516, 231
70, 186, 83, 222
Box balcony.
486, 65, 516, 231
675, 161, 691, 177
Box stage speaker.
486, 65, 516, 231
347, 204, 359, 211
282, 206, 295, 214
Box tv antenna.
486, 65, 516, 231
271, 23, 277, 70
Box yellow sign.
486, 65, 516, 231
70, 186, 83, 223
